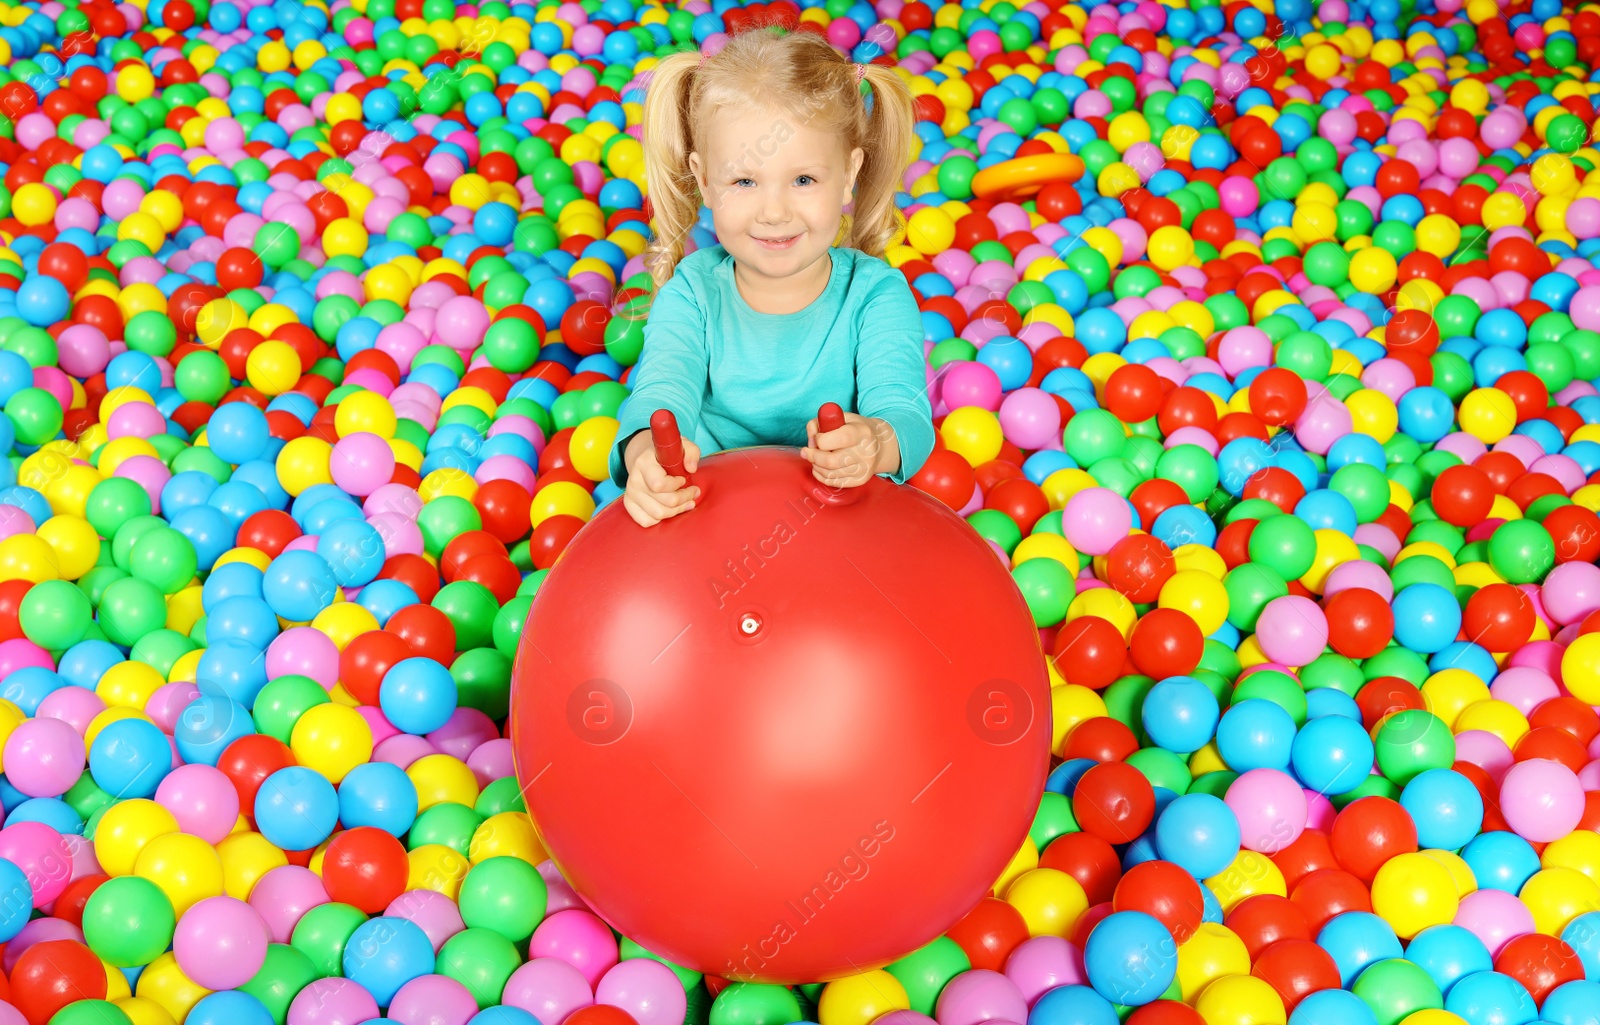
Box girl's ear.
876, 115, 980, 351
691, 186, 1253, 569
689, 151, 705, 190
847, 146, 864, 197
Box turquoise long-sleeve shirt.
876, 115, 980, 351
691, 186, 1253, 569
607, 245, 936, 488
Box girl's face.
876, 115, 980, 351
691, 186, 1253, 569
690, 104, 864, 299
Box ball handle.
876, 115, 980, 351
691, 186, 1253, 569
651, 409, 688, 480
817, 402, 847, 435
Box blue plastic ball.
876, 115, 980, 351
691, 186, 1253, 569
1140, 676, 1219, 753
343, 916, 436, 1007
1084, 911, 1177, 1006
379, 657, 459, 736
1153, 793, 1240, 879
255, 766, 339, 851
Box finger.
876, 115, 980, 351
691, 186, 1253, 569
654, 485, 698, 508
623, 496, 660, 527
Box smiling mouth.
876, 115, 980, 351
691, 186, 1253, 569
753, 234, 800, 249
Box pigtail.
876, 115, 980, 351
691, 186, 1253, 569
848, 64, 916, 259
640, 51, 705, 288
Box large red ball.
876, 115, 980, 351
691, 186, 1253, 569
512, 446, 1050, 982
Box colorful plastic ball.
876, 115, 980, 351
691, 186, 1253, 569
1141, 676, 1219, 753
173, 895, 271, 990
343, 916, 437, 1007
1226, 769, 1308, 855
379, 656, 460, 736
1499, 759, 1584, 842
1084, 911, 1177, 1006
1400, 770, 1484, 852
254, 766, 339, 852
81, 876, 176, 968
1154, 794, 1241, 880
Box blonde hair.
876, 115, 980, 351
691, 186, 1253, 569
639, 29, 916, 287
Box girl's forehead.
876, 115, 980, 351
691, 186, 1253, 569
699, 106, 848, 160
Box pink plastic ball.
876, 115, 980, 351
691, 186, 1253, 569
595, 958, 689, 1025
1061, 487, 1132, 556
1499, 757, 1585, 842
1253, 595, 1329, 666
174, 895, 271, 990
1226, 767, 1309, 854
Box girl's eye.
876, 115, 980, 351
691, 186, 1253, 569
733, 178, 754, 187
794, 175, 815, 186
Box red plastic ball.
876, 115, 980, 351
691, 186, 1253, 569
1247, 368, 1308, 426
10, 940, 105, 1025
1322, 587, 1395, 659
1039, 832, 1123, 905
1050, 618, 1128, 691
1113, 860, 1203, 943
1251, 938, 1341, 1011
511, 447, 1051, 982
1495, 933, 1583, 1005
1431, 464, 1496, 527
1463, 582, 1536, 653
321, 827, 409, 914
1127, 608, 1203, 680
1061, 717, 1140, 763
1224, 894, 1311, 960
1072, 762, 1156, 844
1329, 797, 1418, 883
1289, 868, 1374, 934
945, 897, 1031, 972
1103, 535, 1176, 605
339, 629, 414, 706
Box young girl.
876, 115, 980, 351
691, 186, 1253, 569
607, 29, 936, 528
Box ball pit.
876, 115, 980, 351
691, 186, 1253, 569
13, 0, 1600, 1021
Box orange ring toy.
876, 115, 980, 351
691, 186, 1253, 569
971, 153, 1087, 201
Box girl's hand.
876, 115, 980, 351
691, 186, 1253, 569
623, 432, 702, 527
802, 413, 898, 489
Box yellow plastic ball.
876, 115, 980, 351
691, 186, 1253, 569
335, 390, 398, 439
289, 703, 374, 784
906, 208, 957, 255
1521, 867, 1600, 936
941, 407, 1004, 467
818, 971, 911, 1025
1158, 570, 1229, 637
407, 843, 471, 899
1346, 388, 1399, 442
1176, 923, 1251, 1002
1050, 684, 1107, 753
568, 416, 620, 483
1349, 247, 1399, 293
1562, 633, 1600, 703
276, 437, 334, 497
530, 479, 596, 528
1195, 975, 1287, 1025
245, 340, 302, 395
469, 811, 547, 865
1459, 387, 1519, 443
37, 514, 101, 581
96, 799, 180, 877
216, 831, 289, 900
1206, 851, 1286, 912
12, 182, 57, 227
0, 534, 61, 583
322, 218, 370, 259
133, 832, 224, 915
1371, 851, 1460, 939
407, 753, 480, 811
1541, 829, 1600, 881
116, 996, 180, 1025
1004, 867, 1089, 938
1148, 225, 1196, 271
135, 953, 212, 1022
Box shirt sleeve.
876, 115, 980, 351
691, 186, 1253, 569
607, 274, 711, 489
854, 271, 935, 486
